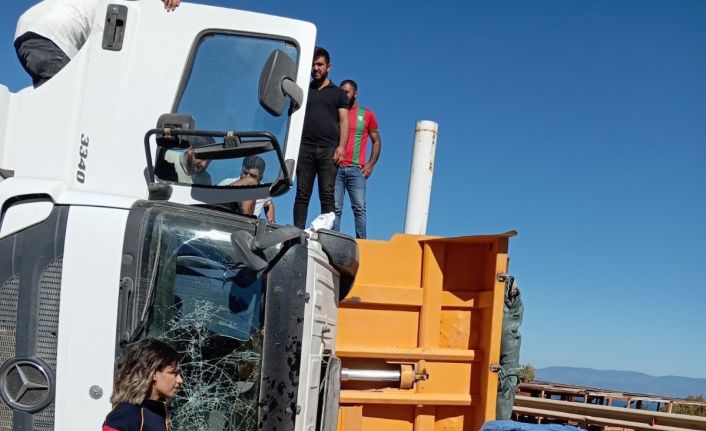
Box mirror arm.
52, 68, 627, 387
281, 78, 303, 112
224, 131, 241, 148
144, 129, 159, 184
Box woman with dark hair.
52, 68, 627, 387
102, 338, 183, 431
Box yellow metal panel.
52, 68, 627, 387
361, 405, 415, 431
337, 307, 420, 347
344, 284, 423, 306
337, 346, 475, 362
352, 234, 431, 289
435, 407, 466, 431
338, 406, 363, 431
440, 310, 472, 349
419, 242, 444, 347
441, 291, 493, 309
481, 244, 509, 421
340, 390, 472, 406
414, 406, 436, 431
337, 233, 514, 431
442, 243, 490, 293
416, 362, 471, 394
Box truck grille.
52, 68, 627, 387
33, 258, 62, 431
0, 275, 19, 431
0, 204, 67, 431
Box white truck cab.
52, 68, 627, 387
0, 2, 357, 430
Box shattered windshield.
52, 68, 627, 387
137, 209, 263, 430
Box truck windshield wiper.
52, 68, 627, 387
127, 223, 164, 343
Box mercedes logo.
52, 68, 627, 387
9, 364, 49, 401
0, 358, 54, 413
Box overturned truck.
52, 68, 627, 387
0, 1, 515, 430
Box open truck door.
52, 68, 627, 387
0, 0, 314, 205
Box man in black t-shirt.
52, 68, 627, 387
293, 47, 349, 229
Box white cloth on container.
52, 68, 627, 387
306, 212, 335, 235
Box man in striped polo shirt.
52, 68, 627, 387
333, 79, 381, 239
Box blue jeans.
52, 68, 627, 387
333, 166, 366, 239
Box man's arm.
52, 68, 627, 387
333, 107, 349, 164
227, 176, 258, 187
222, 176, 259, 215
265, 200, 276, 223
241, 200, 256, 215
362, 130, 381, 178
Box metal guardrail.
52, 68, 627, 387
513, 395, 706, 431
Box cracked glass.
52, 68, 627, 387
137, 209, 264, 430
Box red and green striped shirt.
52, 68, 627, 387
341, 105, 379, 167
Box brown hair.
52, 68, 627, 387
110, 338, 181, 405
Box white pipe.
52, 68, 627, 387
404, 120, 438, 235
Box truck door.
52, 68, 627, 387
4, 0, 315, 206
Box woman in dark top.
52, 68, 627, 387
103, 339, 183, 431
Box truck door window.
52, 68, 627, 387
160, 34, 299, 188
137, 209, 263, 430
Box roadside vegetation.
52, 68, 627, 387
660, 395, 706, 417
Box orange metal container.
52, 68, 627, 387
335, 232, 516, 431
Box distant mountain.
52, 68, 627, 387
535, 366, 706, 399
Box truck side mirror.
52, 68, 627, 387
258, 49, 302, 116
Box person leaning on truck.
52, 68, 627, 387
333, 79, 381, 239
218, 155, 276, 223
103, 338, 183, 431
293, 47, 349, 229
14, 0, 180, 88
162, 145, 212, 185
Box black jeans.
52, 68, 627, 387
15, 33, 70, 88
293, 144, 337, 228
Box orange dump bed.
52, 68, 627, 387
336, 232, 515, 431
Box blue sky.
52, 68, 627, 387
2, 0, 705, 379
